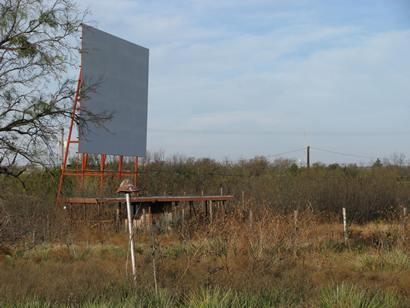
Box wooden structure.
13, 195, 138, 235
56, 27, 235, 224
66, 195, 234, 205
65, 195, 235, 229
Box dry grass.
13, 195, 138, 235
0, 206, 409, 306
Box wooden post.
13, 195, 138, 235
150, 229, 158, 295
294, 210, 298, 231
241, 191, 245, 210
209, 200, 213, 223
69, 204, 72, 222
342, 207, 348, 243
399, 206, 406, 243
183, 191, 186, 215
401, 206, 408, 245
249, 209, 253, 228
142, 208, 146, 231
220, 185, 223, 196
32, 230, 36, 246
116, 202, 121, 232
293, 210, 298, 258
202, 190, 206, 217
190, 201, 194, 217
132, 203, 137, 227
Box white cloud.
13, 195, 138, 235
76, 0, 410, 162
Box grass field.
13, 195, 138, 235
1, 208, 409, 307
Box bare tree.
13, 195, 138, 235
0, 0, 87, 178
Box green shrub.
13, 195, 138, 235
319, 283, 402, 308
358, 250, 410, 272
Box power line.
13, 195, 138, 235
149, 129, 410, 136
311, 147, 376, 160
266, 147, 306, 158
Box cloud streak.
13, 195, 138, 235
77, 0, 410, 163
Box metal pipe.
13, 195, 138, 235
125, 193, 137, 284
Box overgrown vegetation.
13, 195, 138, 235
1, 155, 410, 306
0, 210, 409, 306
3, 154, 410, 242
1, 1, 408, 306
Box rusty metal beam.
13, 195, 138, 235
63, 170, 137, 177
66, 195, 235, 205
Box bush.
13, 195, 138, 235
319, 283, 402, 308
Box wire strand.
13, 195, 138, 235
311, 147, 376, 160
266, 147, 306, 158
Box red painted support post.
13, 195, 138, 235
133, 157, 139, 186
56, 69, 82, 205
100, 154, 106, 192
118, 155, 123, 178
81, 153, 88, 189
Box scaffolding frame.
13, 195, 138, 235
56, 68, 139, 206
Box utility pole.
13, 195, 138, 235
306, 145, 310, 168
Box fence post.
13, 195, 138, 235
202, 190, 206, 218
147, 206, 152, 233
294, 210, 298, 232
116, 202, 121, 232
150, 229, 158, 295
249, 209, 253, 228
342, 207, 348, 244
142, 208, 146, 231
241, 191, 245, 210
183, 191, 186, 219
209, 200, 213, 223
293, 210, 299, 257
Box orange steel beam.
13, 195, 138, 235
63, 170, 138, 177
56, 69, 82, 205
100, 154, 106, 191
81, 153, 88, 189
133, 157, 138, 186
118, 155, 123, 178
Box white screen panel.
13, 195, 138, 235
79, 24, 149, 156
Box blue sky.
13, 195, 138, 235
77, 0, 410, 164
